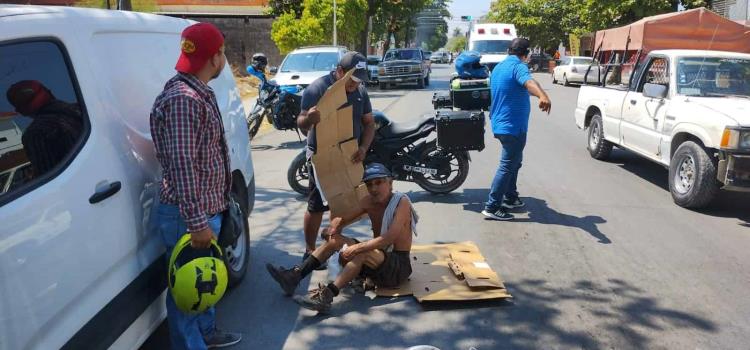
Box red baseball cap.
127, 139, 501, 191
6, 80, 53, 116
175, 22, 225, 74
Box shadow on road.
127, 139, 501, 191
268, 278, 717, 349
607, 149, 750, 226
251, 140, 306, 151
410, 189, 611, 244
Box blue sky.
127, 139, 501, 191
447, 0, 493, 36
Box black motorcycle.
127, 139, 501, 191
287, 111, 471, 196
245, 64, 302, 139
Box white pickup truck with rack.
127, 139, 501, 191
574, 8, 750, 208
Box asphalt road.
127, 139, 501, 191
144, 63, 750, 350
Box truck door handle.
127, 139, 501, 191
630, 99, 637, 105
89, 181, 121, 204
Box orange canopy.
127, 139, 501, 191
594, 8, 750, 54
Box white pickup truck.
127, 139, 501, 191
575, 49, 750, 208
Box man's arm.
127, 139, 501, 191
342, 197, 411, 258
352, 112, 375, 163
524, 79, 552, 114
297, 106, 321, 134
163, 96, 213, 248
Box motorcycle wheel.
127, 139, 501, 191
288, 150, 311, 196
413, 141, 469, 194
247, 113, 263, 140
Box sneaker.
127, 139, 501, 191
266, 263, 301, 296
481, 208, 514, 221
502, 197, 525, 209
293, 283, 334, 313
205, 329, 242, 348
303, 251, 327, 270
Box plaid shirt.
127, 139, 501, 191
150, 73, 231, 232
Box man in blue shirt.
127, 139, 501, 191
483, 38, 551, 221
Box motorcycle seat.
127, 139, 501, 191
378, 114, 434, 139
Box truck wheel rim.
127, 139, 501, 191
674, 155, 696, 194
225, 231, 246, 272
589, 121, 600, 149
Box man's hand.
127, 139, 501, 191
340, 243, 359, 260
351, 146, 367, 163
538, 96, 552, 114
307, 106, 321, 125
190, 227, 215, 249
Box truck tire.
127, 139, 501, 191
587, 114, 613, 160
417, 76, 425, 89
424, 74, 430, 86
669, 141, 719, 208
379, 82, 387, 90
563, 73, 570, 86
224, 190, 250, 288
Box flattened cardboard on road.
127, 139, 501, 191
309, 69, 367, 220
377, 242, 512, 302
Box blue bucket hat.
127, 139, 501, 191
363, 163, 392, 182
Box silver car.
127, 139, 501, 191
270, 46, 348, 88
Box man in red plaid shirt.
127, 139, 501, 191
150, 22, 241, 350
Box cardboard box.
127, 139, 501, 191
376, 241, 511, 302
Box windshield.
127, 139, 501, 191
470, 40, 511, 54
280, 52, 339, 72
384, 50, 421, 61
677, 57, 750, 98
367, 56, 380, 65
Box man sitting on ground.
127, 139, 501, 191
266, 163, 418, 313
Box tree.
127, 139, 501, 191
446, 35, 466, 52
268, 0, 304, 18
270, 0, 368, 54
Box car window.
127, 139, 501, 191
573, 58, 594, 66
471, 40, 512, 54
0, 40, 87, 202
676, 57, 750, 97
384, 50, 421, 61
280, 52, 339, 72
638, 57, 669, 92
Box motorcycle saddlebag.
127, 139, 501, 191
432, 90, 452, 110
450, 78, 491, 111
435, 110, 485, 152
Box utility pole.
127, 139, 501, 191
333, 0, 337, 46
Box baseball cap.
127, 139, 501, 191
175, 22, 225, 74
509, 38, 531, 55
338, 51, 369, 83
6, 80, 53, 116
363, 163, 392, 182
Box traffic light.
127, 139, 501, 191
460, 15, 473, 21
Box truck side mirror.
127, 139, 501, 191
269, 66, 278, 74
643, 83, 668, 99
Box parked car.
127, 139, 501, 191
378, 48, 431, 89
0, 5, 255, 349
367, 54, 381, 84
553, 56, 601, 85
576, 49, 750, 208
430, 51, 450, 64
528, 52, 553, 72
269, 45, 348, 89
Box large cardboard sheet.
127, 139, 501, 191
376, 242, 512, 302
309, 70, 367, 220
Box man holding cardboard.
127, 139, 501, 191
295, 51, 376, 269
267, 163, 419, 313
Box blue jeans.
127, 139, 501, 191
486, 133, 527, 211
155, 203, 223, 350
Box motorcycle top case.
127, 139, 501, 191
432, 90, 452, 110
450, 78, 491, 111
435, 110, 485, 152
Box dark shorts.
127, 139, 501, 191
361, 250, 412, 288
307, 166, 329, 213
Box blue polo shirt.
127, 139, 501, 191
489, 55, 532, 136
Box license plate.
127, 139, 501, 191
403, 165, 437, 175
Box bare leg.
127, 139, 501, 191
333, 250, 385, 289
303, 211, 324, 252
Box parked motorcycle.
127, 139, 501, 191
287, 110, 471, 196
245, 54, 302, 139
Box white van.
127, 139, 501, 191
467, 23, 517, 71
0, 5, 255, 349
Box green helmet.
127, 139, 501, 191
168, 234, 228, 314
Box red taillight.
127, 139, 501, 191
504, 28, 511, 34
478, 28, 485, 34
